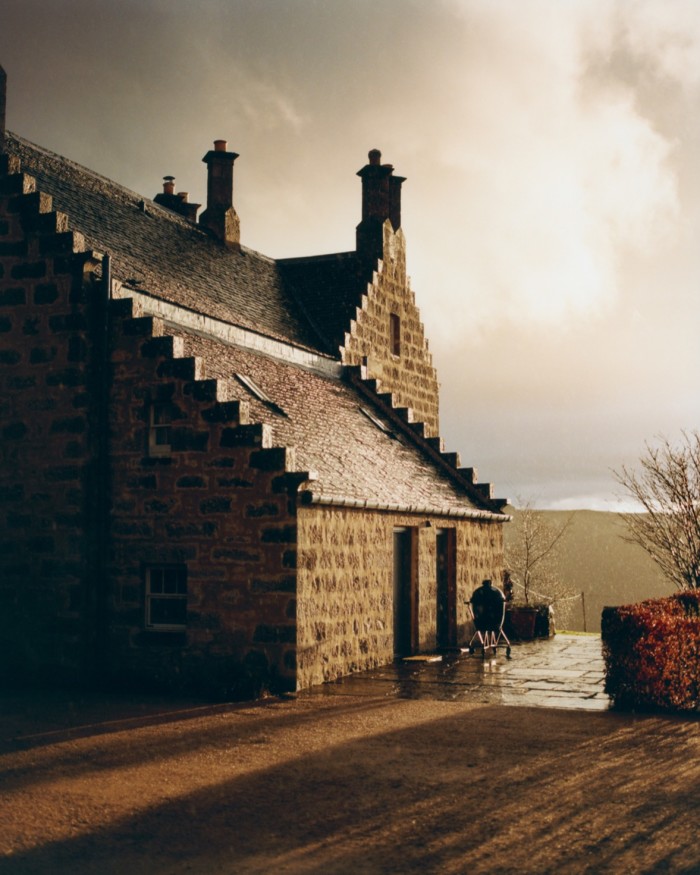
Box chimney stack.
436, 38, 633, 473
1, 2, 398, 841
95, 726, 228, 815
154, 176, 200, 222
356, 149, 405, 265
199, 139, 240, 248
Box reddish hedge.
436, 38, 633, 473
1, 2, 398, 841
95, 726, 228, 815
601, 591, 700, 711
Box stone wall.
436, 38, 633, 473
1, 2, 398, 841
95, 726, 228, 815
105, 305, 302, 697
341, 221, 440, 437
0, 153, 302, 694
296, 504, 504, 689
0, 153, 101, 683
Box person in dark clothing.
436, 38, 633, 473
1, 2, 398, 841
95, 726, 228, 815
470, 578, 506, 633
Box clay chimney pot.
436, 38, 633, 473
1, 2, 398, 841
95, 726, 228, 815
214, 139, 227, 152
369, 149, 381, 166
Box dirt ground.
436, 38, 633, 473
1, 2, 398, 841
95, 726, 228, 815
1, 688, 699, 875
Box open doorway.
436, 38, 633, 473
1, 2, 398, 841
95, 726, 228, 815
393, 527, 417, 658
436, 528, 457, 650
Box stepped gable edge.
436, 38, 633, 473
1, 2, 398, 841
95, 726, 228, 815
163, 327, 501, 519
346, 365, 509, 516
0, 139, 498, 512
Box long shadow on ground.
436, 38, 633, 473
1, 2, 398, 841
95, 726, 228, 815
1, 695, 699, 875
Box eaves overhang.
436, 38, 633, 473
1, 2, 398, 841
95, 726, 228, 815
299, 490, 511, 523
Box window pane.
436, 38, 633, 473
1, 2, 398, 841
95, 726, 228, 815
153, 403, 173, 425
150, 569, 163, 593
150, 596, 186, 627
163, 568, 178, 593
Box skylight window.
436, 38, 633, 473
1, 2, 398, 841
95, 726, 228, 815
236, 373, 272, 403
235, 373, 287, 417
360, 407, 390, 433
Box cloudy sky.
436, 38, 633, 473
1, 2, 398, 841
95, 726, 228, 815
2, 0, 698, 509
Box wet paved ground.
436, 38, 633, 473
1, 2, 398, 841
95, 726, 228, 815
309, 633, 610, 711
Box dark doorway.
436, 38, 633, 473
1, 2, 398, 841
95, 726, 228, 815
436, 528, 457, 650
393, 527, 416, 657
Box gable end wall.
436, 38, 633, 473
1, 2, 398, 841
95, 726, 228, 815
341, 222, 440, 437
106, 307, 302, 697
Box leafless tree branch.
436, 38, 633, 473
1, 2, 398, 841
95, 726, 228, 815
505, 498, 578, 623
614, 431, 700, 591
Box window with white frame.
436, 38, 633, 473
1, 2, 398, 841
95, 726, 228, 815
148, 400, 173, 456
145, 565, 187, 629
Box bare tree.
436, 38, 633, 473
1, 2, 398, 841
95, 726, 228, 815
505, 500, 578, 624
614, 431, 700, 591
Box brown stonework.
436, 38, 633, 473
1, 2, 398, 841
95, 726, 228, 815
341, 222, 440, 437
105, 308, 301, 696
296, 505, 503, 689
0, 157, 100, 683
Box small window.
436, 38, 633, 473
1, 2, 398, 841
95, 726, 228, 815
149, 401, 173, 456
359, 406, 401, 442
235, 373, 273, 404
235, 373, 287, 416
390, 312, 401, 356
145, 565, 187, 629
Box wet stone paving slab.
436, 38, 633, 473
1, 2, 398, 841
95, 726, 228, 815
309, 634, 610, 712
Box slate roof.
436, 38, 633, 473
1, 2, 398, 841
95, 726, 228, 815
5, 132, 329, 354
5, 130, 505, 518
178, 331, 489, 516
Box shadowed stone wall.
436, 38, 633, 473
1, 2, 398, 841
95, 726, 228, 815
105, 305, 301, 697
0, 153, 101, 683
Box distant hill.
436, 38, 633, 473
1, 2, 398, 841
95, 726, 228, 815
503, 509, 670, 633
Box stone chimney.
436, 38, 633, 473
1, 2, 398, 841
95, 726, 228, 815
356, 149, 405, 265
154, 176, 200, 222
199, 139, 240, 248
0, 65, 7, 152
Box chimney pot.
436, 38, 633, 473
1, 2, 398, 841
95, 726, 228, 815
214, 139, 227, 152
369, 149, 381, 166
163, 175, 175, 195
178, 192, 189, 202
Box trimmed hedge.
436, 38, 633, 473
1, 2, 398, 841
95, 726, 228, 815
601, 591, 700, 712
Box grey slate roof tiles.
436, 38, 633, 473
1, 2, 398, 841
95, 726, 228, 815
179, 332, 484, 515
6, 132, 327, 353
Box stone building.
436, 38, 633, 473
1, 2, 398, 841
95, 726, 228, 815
0, 68, 509, 697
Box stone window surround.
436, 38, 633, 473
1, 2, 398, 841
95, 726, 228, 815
148, 399, 173, 457
144, 564, 188, 630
